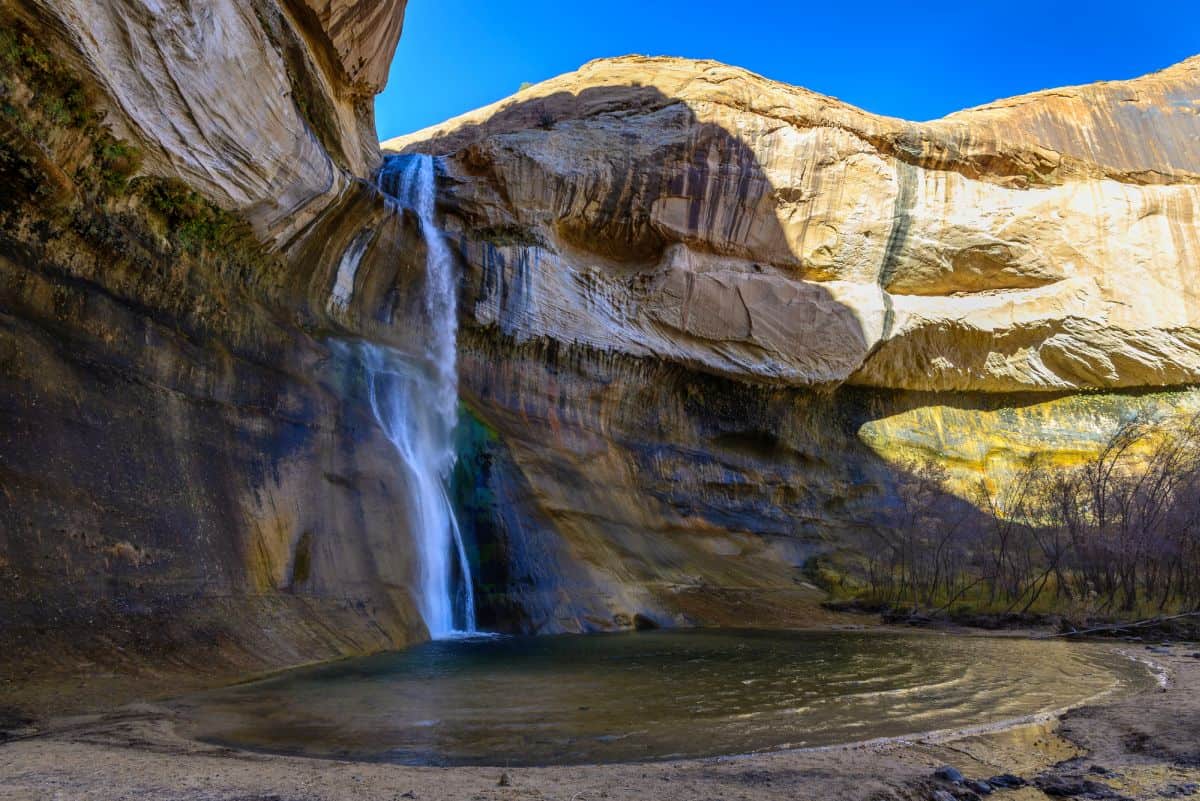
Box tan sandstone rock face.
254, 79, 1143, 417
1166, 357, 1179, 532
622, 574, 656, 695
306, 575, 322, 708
294, 0, 407, 95
0, 0, 441, 679
378, 55, 1200, 633
24, 0, 396, 244
3, 0, 1199, 659
387, 55, 1200, 393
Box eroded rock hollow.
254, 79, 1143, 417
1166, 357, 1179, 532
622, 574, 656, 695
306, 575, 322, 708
386, 55, 1200, 632
1, 0, 1198, 680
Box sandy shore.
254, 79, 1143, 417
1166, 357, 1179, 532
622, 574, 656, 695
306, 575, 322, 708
1, 638, 1198, 801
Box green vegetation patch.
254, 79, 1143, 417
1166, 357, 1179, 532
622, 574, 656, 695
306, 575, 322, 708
0, 24, 142, 197
0, 15, 282, 342
137, 179, 252, 256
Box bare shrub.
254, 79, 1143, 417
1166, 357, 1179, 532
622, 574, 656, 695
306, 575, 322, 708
856, 410, 1200, 619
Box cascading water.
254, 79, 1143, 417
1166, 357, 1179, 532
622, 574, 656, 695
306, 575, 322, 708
364, 153, 476, 638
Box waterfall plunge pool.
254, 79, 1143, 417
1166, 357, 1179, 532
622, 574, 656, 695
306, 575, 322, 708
173, 629, 1153, 767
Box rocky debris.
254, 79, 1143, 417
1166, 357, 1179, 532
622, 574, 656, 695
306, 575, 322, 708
1036, 775, 1130, 799
1158, 783, 1200, 798
0, 706, 35, 741
929, 766, 993, 801
929, 789, 982, 801
934, 766, 966, 784
986, 774, 1028, 789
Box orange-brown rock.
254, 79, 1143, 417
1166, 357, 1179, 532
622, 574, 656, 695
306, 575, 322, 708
4, 0, 1200, 678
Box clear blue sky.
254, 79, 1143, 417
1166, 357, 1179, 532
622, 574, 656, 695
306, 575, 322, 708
376, 1, 1200, 140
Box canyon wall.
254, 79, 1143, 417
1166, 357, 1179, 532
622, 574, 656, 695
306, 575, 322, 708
0, 0, 437, 686
388, 55, 1200, 632
2, 0, 1199, 682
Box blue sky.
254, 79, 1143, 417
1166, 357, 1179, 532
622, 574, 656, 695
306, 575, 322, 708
376, 1, 1200, 140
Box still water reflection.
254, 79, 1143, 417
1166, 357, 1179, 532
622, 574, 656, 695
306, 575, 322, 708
177, 629, 1151, 766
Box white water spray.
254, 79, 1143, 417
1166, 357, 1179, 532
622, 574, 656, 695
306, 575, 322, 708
364, 153, 476, 638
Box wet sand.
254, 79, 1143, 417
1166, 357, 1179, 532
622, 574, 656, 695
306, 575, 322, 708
1, 637, 1198, 801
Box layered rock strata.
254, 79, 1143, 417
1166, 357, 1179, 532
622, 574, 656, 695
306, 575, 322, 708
3, 0, 1199, 670
388, 55, 1200, 393
388, 55, 1200, 632
0, 0, 430, 685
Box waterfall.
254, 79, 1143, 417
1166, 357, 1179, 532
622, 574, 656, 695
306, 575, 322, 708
364, 153, 476, 638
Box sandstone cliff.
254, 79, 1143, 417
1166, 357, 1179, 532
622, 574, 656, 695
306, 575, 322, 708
387, 55, 1200, 633
3, 0, 1199, 685
0, 0, 435, 691
388, 55, 1200, 393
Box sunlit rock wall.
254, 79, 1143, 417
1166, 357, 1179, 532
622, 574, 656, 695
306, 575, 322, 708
3, 0, 1198, 666
388, 55, 1200, 632
389, 56, 1200, 393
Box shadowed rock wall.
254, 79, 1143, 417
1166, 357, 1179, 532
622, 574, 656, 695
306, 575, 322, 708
0, 0, 435, 688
